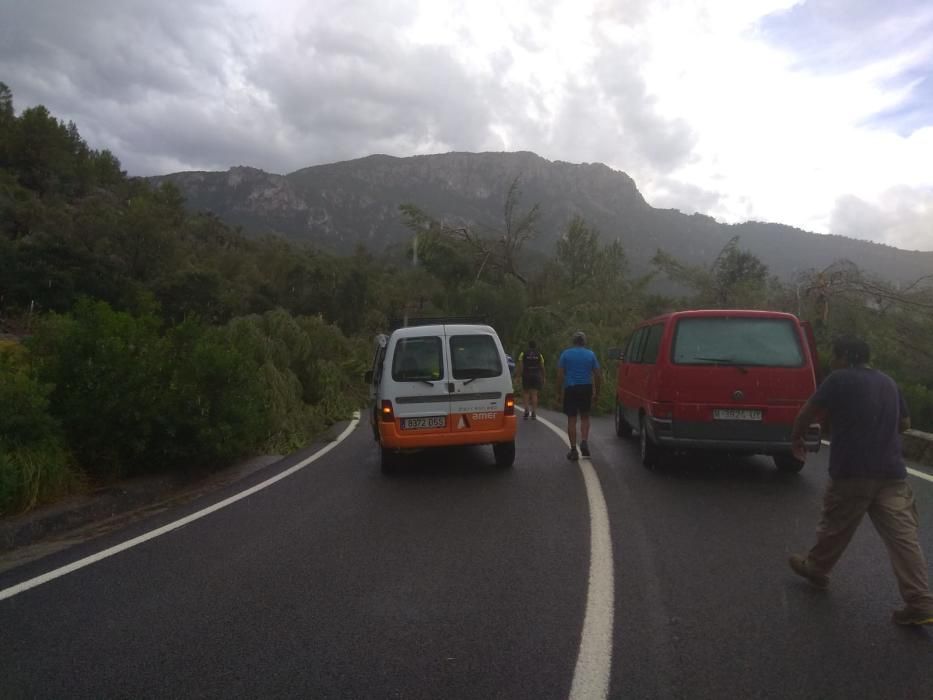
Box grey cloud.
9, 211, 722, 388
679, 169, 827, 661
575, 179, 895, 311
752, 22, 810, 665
647, 179, 723, 214
1, 0, 244, 104
0, 0, 258, 173
250, 27, 505, 169
592, 38, 697, 171
0, 0, 692, 180
1, 0, 520, 175
830, 189, 933, 251
547, 38, 696, 178
591, 0, 653, 27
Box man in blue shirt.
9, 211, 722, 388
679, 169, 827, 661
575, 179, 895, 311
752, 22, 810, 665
557, 331, 601, 461
788, 336, 933, 625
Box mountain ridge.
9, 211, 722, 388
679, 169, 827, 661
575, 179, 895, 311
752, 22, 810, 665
151, 151, 933, 284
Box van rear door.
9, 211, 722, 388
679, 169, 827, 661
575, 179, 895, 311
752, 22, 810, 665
389, 334, 452, 436
801, 320, 821, 383
447, 329, 509, 434
669, 316, 814, 420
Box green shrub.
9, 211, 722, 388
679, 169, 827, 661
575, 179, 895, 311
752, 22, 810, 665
28, 299, 169, 478
158, 319, 270, 466
19, 301, 365, 490
0, 345, 76, 514
903, 383, 933, 433
221, 310, 365, 453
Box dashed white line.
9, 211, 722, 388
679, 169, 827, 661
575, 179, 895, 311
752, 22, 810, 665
533, 413, 615, 700
0, 413, 361, 602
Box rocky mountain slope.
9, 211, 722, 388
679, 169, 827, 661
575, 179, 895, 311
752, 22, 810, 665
151, 151, 933, 284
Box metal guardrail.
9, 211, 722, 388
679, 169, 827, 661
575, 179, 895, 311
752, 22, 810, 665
903, 429, 933, 467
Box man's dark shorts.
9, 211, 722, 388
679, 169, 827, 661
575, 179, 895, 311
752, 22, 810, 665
522, 371, 543, 391
563, 384, 593, 416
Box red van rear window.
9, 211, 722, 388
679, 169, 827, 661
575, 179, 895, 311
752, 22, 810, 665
672, 317, 804, 367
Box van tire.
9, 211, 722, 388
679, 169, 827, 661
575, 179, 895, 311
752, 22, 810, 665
493, 441, 516, 468
774, 453, 805, 473
380, 448, 400, 475
640, 416, 663, 469
615, 402, 633, 438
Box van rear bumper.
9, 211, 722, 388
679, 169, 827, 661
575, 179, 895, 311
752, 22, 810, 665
379, 419, 517, 450
648, 417, 821, 454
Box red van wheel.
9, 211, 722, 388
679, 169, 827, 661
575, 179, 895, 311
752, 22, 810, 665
615, 403, 633, 438
640, 416, 664, 469
773, 453, 805, 473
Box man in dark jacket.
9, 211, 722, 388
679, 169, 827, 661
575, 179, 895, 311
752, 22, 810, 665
516, 340, 545, 420
788, 336, 933, 625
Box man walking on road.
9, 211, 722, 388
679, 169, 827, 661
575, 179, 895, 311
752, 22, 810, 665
788, 336, 933, 625
516, 340, 545, 420
557, 331, 601, 461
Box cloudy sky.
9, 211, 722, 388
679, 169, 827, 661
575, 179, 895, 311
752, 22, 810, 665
2, 0, 932, 250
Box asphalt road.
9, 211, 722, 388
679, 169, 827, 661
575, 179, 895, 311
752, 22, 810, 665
2, 410, 933, 699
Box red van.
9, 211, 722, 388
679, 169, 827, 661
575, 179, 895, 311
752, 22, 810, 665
612, 310, 822, 471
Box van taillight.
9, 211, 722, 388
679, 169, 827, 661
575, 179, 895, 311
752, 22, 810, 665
504, 394, 515, 416
381, 400, 395, 422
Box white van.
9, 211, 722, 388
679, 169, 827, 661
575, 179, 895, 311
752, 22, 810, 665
366, 322, 518, 473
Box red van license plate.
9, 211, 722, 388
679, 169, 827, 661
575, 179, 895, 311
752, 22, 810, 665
401, 416, 447, 430
713, 409, 762, 421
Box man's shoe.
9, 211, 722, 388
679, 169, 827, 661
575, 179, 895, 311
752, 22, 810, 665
788, 554, 829, 589
523, 410, 530, 420
580, 440, 590, 457
530, 412, 536, 420
567, 446, 579, 461
893, 607, 933, 626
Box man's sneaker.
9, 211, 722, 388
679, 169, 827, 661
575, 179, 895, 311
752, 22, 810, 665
893, 607, 933, 626
788, 554, 829, 589
567, 446, 579, 461
580, 440, 590, 457
530, 412, 537, 420
523, 409, 530, 420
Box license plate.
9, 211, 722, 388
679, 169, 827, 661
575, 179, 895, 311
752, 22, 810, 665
713, 408, 762, 421
401, 416, 447, 430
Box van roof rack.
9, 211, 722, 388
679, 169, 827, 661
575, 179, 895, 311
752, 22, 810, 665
389, 315, 488, 330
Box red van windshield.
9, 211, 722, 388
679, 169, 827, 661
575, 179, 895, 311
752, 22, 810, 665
672, 317, 804, 367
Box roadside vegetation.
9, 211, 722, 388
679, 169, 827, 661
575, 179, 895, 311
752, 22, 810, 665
2, 83, 931, 514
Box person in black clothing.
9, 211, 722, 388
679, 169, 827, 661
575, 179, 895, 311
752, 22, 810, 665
516, 341, 545, 420
788, 336, 933, 625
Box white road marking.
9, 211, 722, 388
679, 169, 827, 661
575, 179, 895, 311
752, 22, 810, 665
0, 413, 361, 602
534, 413, 615, 700
908, 468, 933, 484
820, 438, 933, 484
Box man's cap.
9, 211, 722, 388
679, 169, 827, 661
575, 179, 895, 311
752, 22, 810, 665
572, 330, 586, 345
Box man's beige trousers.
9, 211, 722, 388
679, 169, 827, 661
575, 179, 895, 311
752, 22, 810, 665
808, 478, 933, 611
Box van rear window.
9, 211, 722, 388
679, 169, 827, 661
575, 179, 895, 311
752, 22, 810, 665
450, 335, 502, 379
392, 337, 444, 381
673, 317, 804, 367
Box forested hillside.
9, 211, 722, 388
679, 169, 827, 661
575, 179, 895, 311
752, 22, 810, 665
2, 84, 932, 515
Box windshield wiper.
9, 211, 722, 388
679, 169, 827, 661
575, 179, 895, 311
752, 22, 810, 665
693, 356, 749, 373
